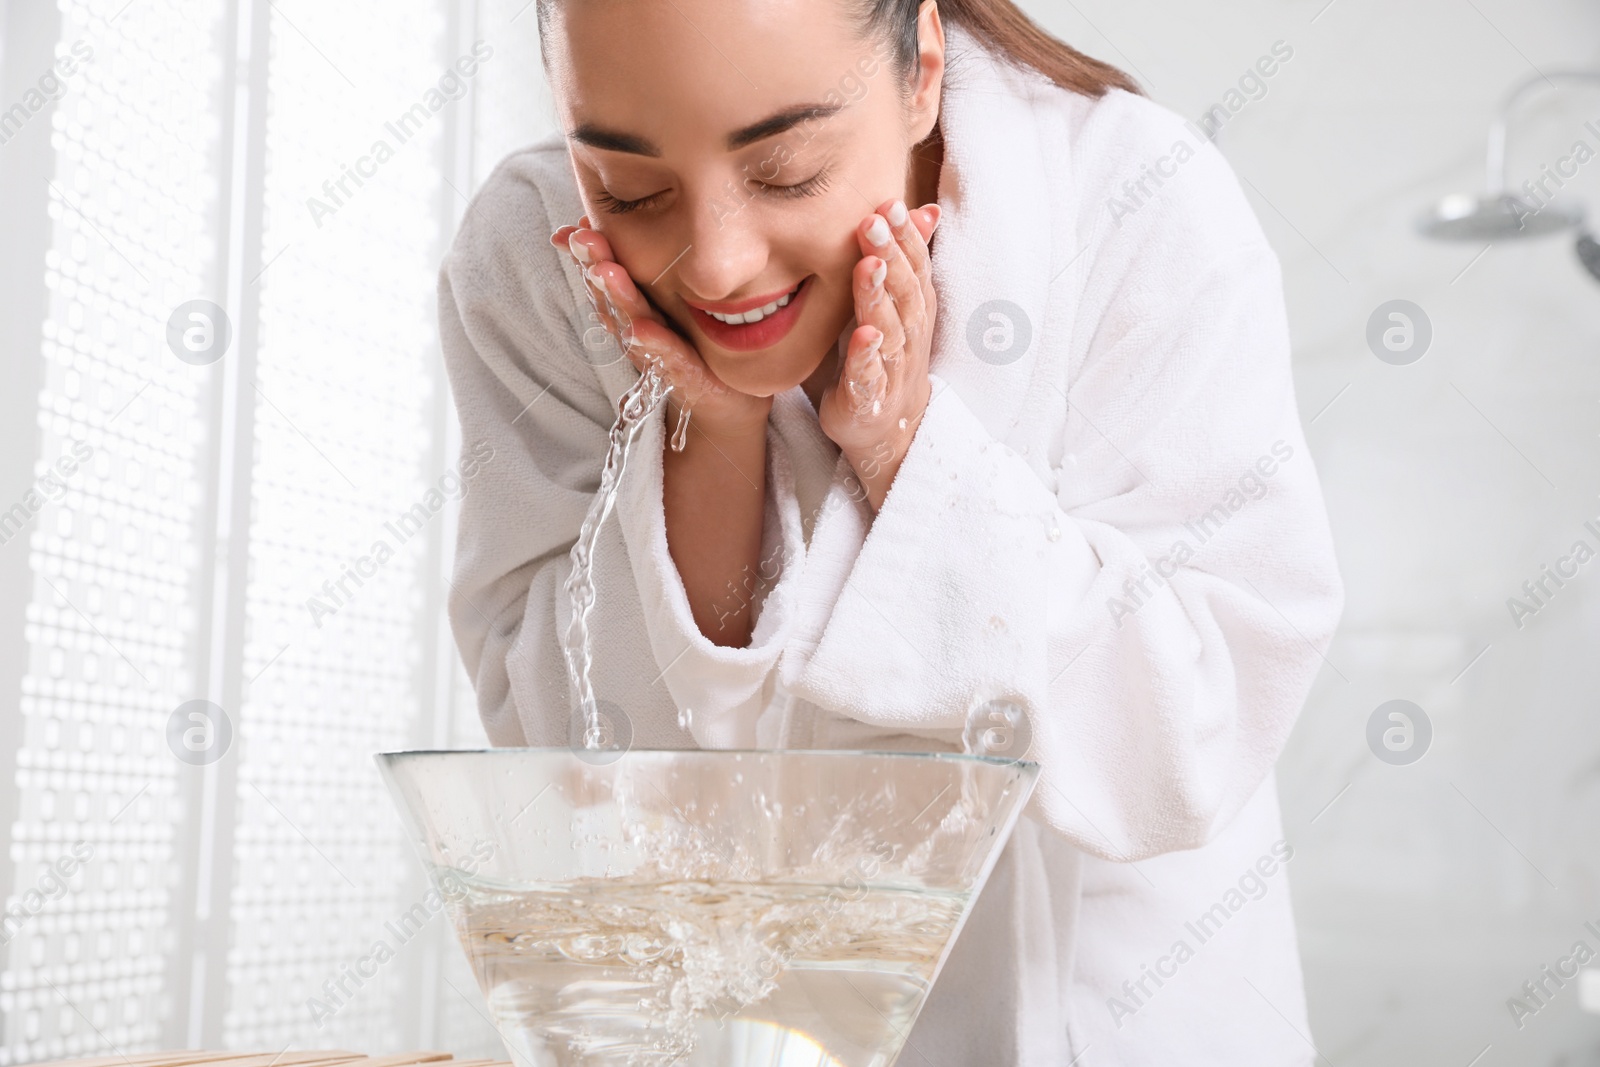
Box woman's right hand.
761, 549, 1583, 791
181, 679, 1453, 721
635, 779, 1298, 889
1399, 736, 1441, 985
550, 218, 773, 439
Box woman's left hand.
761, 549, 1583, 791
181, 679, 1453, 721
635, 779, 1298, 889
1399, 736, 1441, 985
819, 198, 942, 512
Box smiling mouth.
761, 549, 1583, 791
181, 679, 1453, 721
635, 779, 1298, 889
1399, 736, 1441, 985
688, 277, 813, 353
701, 281, 804, 325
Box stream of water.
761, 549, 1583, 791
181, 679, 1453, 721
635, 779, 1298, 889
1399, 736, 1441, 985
562, 362, 674, 750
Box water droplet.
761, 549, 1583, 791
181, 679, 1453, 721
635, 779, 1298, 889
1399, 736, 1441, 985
671, 404, 691, 452
677, 705, 694, 732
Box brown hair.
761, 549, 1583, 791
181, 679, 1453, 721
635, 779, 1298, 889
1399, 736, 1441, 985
537, 0, 1143, 100
863, 0, 1144, 99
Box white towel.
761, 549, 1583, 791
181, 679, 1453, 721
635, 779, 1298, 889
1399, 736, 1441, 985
438, 19, 1342, 1065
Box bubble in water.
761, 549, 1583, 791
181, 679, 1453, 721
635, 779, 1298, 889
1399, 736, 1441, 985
624, 934, 668, 963
569, 697, 633, 766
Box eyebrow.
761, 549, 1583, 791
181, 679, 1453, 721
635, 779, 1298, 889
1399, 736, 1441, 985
568, 102, 848, 157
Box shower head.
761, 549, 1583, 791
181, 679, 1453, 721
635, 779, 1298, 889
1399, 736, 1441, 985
1416, 69, 1600, 247
1415, 192, 1584, 241
1576, 231, 1600, 282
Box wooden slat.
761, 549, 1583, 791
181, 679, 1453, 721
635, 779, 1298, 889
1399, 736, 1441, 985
33, 1052, 514, 1067
345, 1054, 457, 1067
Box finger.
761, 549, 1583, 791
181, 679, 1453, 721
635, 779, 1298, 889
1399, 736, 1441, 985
881, 198, 937, 253
875, 199, 933, 329
887, 203, 937, 254
853, 252, 905, 365
564, 230, 704, 396
587, 260, 648, 320
585, 264, 703, 390
858, 208, 927, 338
842, 327, 889, 420
568, 226, 616, 269
553, 224, 618, 327
583, 262, 639, 344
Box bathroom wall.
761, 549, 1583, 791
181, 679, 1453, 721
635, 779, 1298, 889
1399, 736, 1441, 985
385, 0, 1600, 1061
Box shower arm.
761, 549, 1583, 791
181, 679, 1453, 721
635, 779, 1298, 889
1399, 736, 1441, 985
1485, 69, 1600, 195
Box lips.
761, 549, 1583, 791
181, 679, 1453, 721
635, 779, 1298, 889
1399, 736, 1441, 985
688, 277, 812, 353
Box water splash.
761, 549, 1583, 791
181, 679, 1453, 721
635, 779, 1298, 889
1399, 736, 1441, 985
563, 361, 674, 749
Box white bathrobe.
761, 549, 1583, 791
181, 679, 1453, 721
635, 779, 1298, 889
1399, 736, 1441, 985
437, 20, 1343, 1066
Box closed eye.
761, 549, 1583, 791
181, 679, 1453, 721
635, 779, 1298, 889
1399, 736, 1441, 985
767, 167, 832, 200
593, 167, 834, 215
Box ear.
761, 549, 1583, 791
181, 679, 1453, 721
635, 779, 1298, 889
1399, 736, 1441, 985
907, 0, 946, 143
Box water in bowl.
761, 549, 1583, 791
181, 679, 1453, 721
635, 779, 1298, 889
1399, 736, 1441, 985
381, 750, 1038, 1067
457, 875, 963, 1066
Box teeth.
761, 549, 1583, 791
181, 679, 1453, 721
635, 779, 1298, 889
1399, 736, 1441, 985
707, 284, 798, 325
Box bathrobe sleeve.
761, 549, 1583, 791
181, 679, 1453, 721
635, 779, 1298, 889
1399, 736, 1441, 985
786, 144, 1346, 862
438, 151, 799, 749
436, 168, 602, 748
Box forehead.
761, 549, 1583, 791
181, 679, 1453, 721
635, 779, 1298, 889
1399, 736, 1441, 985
546, 0, 877, 146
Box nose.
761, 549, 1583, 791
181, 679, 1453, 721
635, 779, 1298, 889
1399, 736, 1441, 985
671, 184, 770, 304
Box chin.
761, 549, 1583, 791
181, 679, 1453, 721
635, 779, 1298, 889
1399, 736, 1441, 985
705, 349, 827, 401
706, 370, 794, 399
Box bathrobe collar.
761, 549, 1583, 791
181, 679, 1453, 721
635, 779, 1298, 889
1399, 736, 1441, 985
768, 17, 1058, 515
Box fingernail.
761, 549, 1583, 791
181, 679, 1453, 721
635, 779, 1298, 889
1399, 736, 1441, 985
927, 204, 942, 231
887, 200, 908, 227
569, 232, 595, 266
864, 328, 883, 353
869, 260, 887, 290
866, 215, 891, 247
586, 264, 608, 295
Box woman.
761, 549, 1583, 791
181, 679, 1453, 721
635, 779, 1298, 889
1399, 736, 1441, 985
438, 0, 1344, 1062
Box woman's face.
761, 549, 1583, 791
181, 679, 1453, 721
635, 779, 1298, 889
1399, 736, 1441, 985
545, 0, 943, 398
